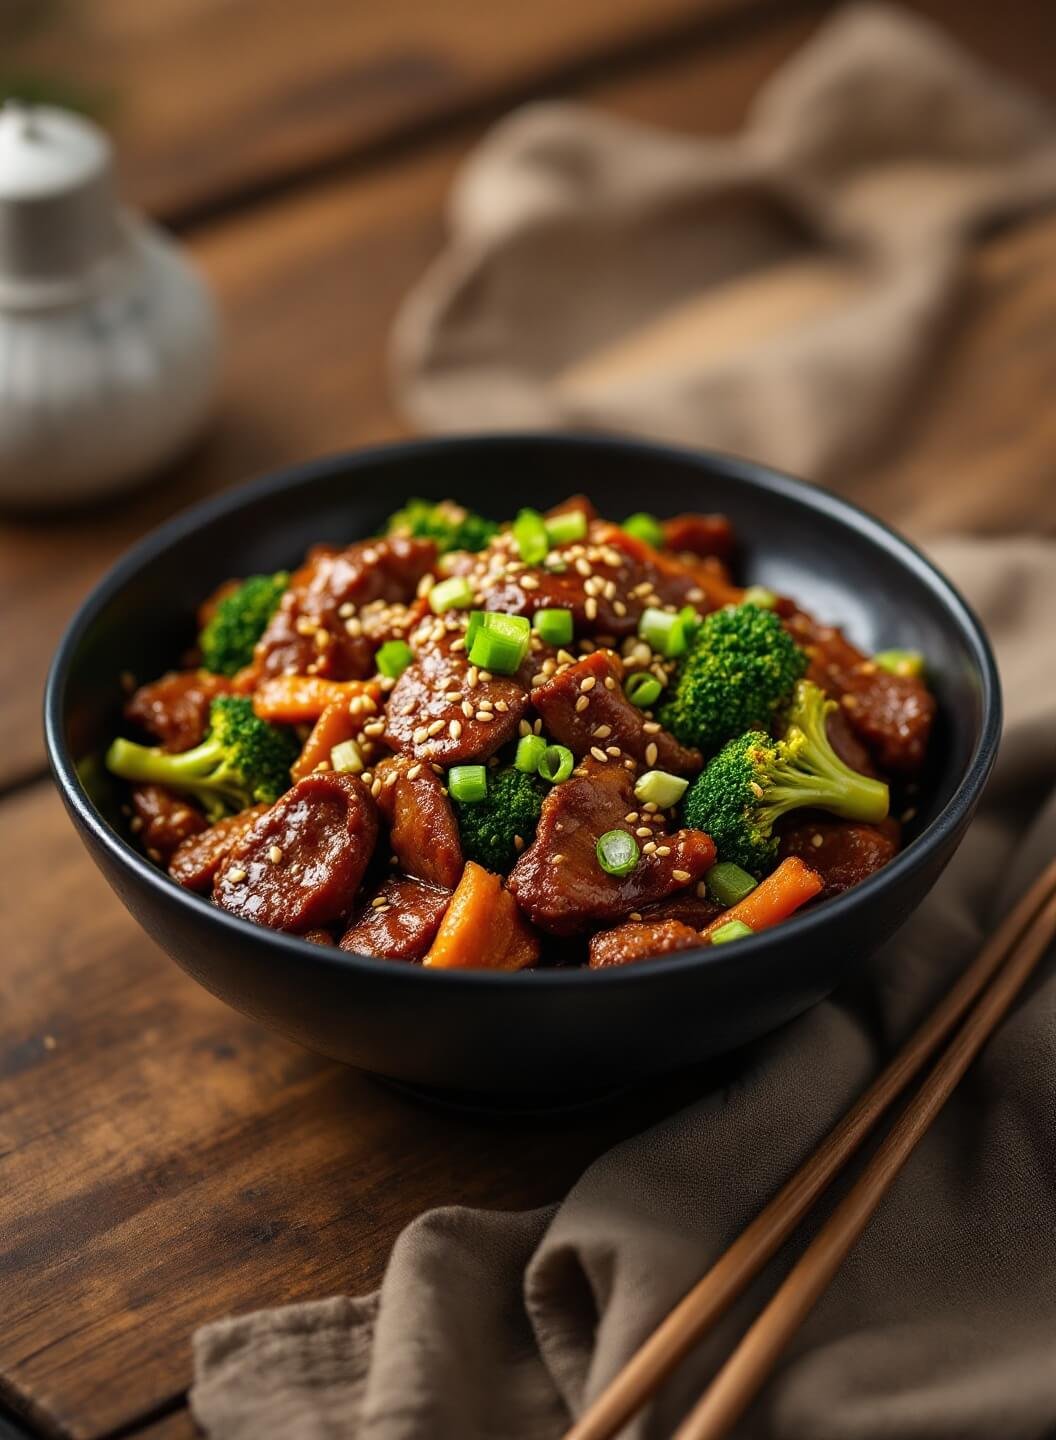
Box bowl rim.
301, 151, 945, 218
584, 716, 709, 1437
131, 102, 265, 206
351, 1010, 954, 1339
45, 431, 1002, 991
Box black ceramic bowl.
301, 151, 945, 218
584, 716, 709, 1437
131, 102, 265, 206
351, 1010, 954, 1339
46, 435, 1000, 1101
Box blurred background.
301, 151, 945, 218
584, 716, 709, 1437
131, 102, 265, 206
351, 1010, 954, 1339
0, 0, 1053, 794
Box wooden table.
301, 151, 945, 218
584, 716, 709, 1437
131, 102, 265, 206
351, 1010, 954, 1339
2, 3, 1055, 1437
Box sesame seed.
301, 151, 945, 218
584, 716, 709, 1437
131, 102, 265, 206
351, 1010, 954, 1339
449, 720, 462, 740
580, 675, 597, 692
268, 846, 284, 864
584, 597, 598, 621
672, 869, 691, 883
842, 694, 859, 710
606, 746, 621, 757
295, 617, 316, 635
146, 847, 162, 862
520, 575, 539, 590
629, 912, 643, 922
371, 780, 382, 798
552, 854, 566, 865
371, 895, 388, 908
476, 711, 495, 723
643, 801, 658, 813
445, 690, 463, 702
645, 742, 658, 766
427, 720, 446, 737
604, 676, 616, 691
532, 673, 548, 687
466, 667, 479, 689
407, 763, 423, 780
129, 816, 143, 833
590, 746, 608, 762
518, 719, 531, 737
696, 882, 709, 899
750, 781, 765, 798
642, 721, 661, 734
514, 835, 525, 851
625, 811, 639, 823
656, 845, 672, 857
363, 720, 386, 736
901, 807, 917, 823
479, 671, 493, 683
575, 695, 590, 713
450, 637, 466, 652
338, 602, 356, 618
593, 724, 612, 738
574, 557, 592, 577
811, 833, 824, 848
227, 867, 247, 884
642, 842, 657, 855
533, 719, 543, 735
462, 700, 475, 718
413, 726, 429, 745
636, 826, 652, 838
495, 700, 509, 713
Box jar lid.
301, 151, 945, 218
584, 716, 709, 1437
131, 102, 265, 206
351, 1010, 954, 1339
0, 102, 123, 300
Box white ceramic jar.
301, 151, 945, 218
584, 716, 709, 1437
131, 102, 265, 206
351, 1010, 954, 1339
0, 102, 219, 506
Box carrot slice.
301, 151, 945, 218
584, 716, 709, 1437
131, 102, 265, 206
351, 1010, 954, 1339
253, 675, 381, 725
291, 701, 362, 781
423, 861, 540, 972
700, 856, 823, 941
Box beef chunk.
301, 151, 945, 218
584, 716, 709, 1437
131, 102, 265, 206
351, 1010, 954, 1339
340, 876, 452, 962
383, 634, 527, 764
661, 513, 735, 562
255, 536, 435, 681
779, 816, 900, 898
508, 759, 715, 935
125, 670, 235, 752
531, 651, 701, 776
789, 612, 935, 775
373, 755, 463, 889
214, 773, 378, 932
169, 804, 269, 892
589, 919, 702, 969
129, 784, 206, 862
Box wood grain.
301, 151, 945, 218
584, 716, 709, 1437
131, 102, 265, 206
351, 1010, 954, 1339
11, 0, 770, 222
0, 780, 691, 1439
7, 0, 1056, 795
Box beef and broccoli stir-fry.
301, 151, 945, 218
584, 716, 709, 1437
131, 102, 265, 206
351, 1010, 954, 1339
105, 496, 935, 969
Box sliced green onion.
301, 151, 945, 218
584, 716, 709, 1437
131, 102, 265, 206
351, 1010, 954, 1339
467, 612, 531, 674
448, 764, 487, 803
515, 734, 547, 774
634, 769, 689, 808
533, 607, 574, 646
705, 862, 757, 908
545, 510, 587, 545
596, 829, 640, 876
329, 739, 364, 774
678, 604, 702, 638
742, 585, 777, 610
622, 512, 665, 548
538, 744, 574, 784
874, 648, 925, 679
512, 508, 550, 565
429, 575, 474, 614
624, 672, 663, 709
710, 918, 754, 945
374, 639, 413, 679
638, 606, 689, 659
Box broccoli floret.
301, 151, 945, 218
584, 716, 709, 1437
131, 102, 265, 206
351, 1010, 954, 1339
659, 602, 806, 751
199, 572, 289, 676
106, 695, 298, 822
682, 680, 890, 874
385, 498, 498, 554
453, 767, 545, 872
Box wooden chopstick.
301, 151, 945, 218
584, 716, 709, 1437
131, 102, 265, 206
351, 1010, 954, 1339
563, 855, 1056, 1440
676, 880, 1056, 1440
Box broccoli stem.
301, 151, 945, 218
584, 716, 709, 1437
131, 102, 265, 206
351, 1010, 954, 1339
760, 683, 889, 826
105, 736, 241, 818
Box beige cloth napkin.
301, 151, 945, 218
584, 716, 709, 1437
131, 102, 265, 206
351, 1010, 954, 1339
191, 534, 1056, 1439
389, 4, 1056, 480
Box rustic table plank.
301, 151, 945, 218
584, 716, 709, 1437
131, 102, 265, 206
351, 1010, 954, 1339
12, 0, 773, 222
5, 0, 1056, 796
0, 780, 699, 1439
